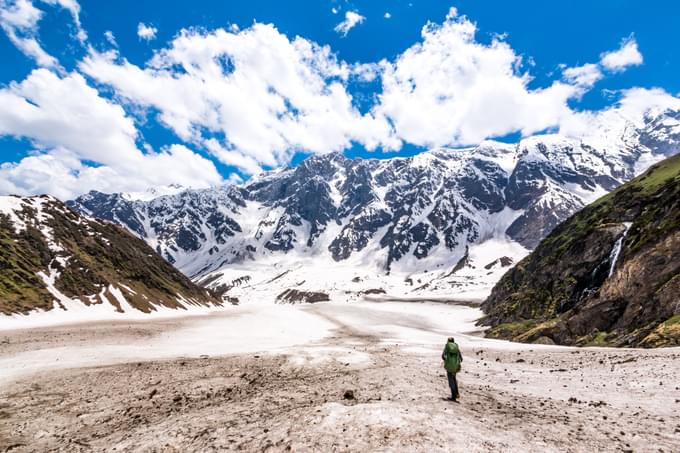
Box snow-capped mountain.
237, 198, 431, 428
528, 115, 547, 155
68, 109, 680, 302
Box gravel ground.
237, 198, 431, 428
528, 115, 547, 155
1, 302, 679, 452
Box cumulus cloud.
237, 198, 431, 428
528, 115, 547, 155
79, 24, 396, 175
560, 37, 643, 93
372, 10, 582, 147
0, 5, 674, 199
137, 22, 157, 40
600, 36, 643, 72
558, 86, 680, 145
562, 63, 603, 89
0, 69, 222, 198
384, 12, 391, 19
334, 11, 365, 36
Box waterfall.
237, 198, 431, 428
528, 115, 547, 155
608, 222, 632, 278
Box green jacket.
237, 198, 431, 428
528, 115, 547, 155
442, 341, 463, 373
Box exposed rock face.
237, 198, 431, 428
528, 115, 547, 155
276, 289, 330, 304
481, 154, 680, 347
69, 186, 246, 274
0, 196, 221, 316
67, 109, 680, 282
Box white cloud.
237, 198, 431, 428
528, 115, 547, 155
334, 11, 365, 36
372, 12, 582, 147
104, 30, 117, 46
0, 69, 222, 198
137, 22, 157, 41
612, 87, 680, 122
600, 36, 643, 72
0, 0, 57, 67
384, 12, 391, 19
42, 0, 86, 41
562, 63, 602, 89
560, 37, 643, 94
0, 0, 42, 29
0, 4, 675, 199
331, 7, 338, 14
79, 24, 396, 175
0, 0, 85, 67
558, 86, 680, 145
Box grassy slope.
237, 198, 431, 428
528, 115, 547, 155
0, 198, 221, 316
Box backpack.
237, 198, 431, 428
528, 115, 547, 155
443, 342, 462, 373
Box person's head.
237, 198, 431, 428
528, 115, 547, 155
447, 337, 455, 343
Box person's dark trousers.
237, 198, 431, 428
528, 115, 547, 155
447, 371, 459, 400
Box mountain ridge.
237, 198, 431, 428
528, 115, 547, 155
68, 108, 680, 301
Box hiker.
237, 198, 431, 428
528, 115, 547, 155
442, 336, 463, 401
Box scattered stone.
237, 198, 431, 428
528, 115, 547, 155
589, 401, 607, 408
276, 289, 330, 304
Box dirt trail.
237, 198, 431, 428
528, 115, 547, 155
1, 302, 679, 452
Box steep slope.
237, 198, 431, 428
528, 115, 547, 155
0, 195, 221, 316
68, 108, 680, 301
481, 154, 680, 347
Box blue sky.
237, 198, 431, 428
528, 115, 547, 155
0, 0, 679, 198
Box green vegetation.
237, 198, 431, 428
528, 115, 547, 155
0, 215, 53, 315
640, 315, 680, 347
584, 331, 611, 347
626, 153, 680, 192
486, 319, 537, 339
0, 199, 221, 316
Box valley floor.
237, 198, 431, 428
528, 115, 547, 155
1, 300, 679, 452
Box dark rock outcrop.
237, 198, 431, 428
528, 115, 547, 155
275, 289, 330, 304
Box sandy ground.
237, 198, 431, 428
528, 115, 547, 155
1, 300, 679, 452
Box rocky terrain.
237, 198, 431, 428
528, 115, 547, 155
68, 108, 680, 303
481, 153, 680, 347
0, 195, 221, 316
0, 301, 678, 452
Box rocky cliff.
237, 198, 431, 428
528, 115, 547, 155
481, 154, 680, 347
